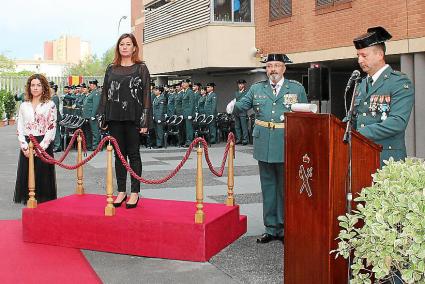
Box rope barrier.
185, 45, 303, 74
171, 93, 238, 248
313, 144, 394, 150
28, 132, 236, 185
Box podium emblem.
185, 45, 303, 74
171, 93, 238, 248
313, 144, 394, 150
299, 154, 313, 197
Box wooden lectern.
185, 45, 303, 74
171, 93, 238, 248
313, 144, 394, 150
284, 113, 381, 284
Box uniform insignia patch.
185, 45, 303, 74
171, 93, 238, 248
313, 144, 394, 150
403, 84, 409, 89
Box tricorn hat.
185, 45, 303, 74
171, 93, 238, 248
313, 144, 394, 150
261, 53, 292, 64
353, 26, 392, 50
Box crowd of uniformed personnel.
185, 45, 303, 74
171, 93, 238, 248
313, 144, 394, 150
33, 78, 250, 152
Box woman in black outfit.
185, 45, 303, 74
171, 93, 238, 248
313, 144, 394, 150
98, 33, 151, 209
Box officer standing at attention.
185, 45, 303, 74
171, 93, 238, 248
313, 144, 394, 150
192, 82, 202, 115
227, 54, 308, 243
197, 87, 207, 115
82, 79, 101, 150
353, 27, 414, 167
152, 86, 167, 148
182, 79, 196, 147
167, 84, 176, 118
50, 82, 62, 152
204, 83, 218, 144
234, 79, 249, 145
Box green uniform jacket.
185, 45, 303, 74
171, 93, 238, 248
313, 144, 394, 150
51, 95, 62, 121
193, 91, 200, 113
197, 95, 206, 115
204, 92, 217, 117
234, 79, 307, 163
167, 92, 176, 117
182, 88, 196, 118
153, 94, 167, 122
174, 91, 183, 116
234, 90, 248, 117
354, 66, 414, 164
82, 89, 101, 119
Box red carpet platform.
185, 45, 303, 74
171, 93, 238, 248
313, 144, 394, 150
22, 194, 247, 262
0, 220, 101, 284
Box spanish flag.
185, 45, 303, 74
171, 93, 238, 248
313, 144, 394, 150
68, 76, 83, 86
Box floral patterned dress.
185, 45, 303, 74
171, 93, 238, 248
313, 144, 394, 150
14, 101, 58, 204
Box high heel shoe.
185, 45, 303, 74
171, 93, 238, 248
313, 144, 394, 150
126, 195, 139, 209
113, 194, 127, 207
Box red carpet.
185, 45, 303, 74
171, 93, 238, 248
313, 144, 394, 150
23, 194, 247, 262
0, 220, 101, 284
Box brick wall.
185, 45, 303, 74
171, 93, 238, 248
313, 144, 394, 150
255, 0, 425, 54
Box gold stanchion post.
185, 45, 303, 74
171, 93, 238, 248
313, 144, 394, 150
105, 143, 115, 216
27, 141, 37, 208
225, 141, 235, 206
195, 143, 205, 224
76, 134, 84, 194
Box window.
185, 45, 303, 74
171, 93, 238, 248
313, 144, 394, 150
316, 0, 349, 8
213, 0, 252, 22
269, 0, 292, 21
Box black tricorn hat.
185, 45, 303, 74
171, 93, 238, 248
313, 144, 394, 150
80, 83, 87, 88
261, 53, 292, 63
206, 82, 216, 87
237, 79, 247, 84
353, 26, 392, 50
89, 79, 98, 85
64, 85, 69, 89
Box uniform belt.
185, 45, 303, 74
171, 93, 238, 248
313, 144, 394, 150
255, 119, 285, 129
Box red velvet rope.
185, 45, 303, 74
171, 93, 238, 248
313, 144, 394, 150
28, 132, 235, 184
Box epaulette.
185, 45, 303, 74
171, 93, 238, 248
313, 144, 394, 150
391, 70, 406, 76
288, 79, 303, 86
254, 80, 268, 85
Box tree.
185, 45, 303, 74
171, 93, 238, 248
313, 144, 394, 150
0, 54, 15, 72
65, 47, 114, 76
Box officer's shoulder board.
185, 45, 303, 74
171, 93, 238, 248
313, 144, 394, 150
253, 79, 267, 86
391, 70, 406, 77
288, 79, 303, 87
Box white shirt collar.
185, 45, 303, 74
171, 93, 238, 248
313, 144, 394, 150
269, 77, 285, 87
369, 64, 389, 85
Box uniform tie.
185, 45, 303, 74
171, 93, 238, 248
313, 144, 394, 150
366, 77, 373, 93
271, 83, 277, 96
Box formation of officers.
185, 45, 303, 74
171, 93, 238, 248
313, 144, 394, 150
48, 78, 250, 152
50, 80, 102, 152
150, 79, 249, 148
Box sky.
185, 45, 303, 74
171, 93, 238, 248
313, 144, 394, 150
0, 0, 131, 60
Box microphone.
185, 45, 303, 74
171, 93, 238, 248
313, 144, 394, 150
345, 70, 361, 93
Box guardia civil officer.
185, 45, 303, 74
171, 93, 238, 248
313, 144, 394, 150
152, 86, 167, 148
353, 27, 414, 167
50, 82, 62, 152
227, 54, 308, 243
167, 84, 176, 117
204, 83, 218, 144
234, 79, 249, 145
182, 79, 196, 147
82, 80, 101, 150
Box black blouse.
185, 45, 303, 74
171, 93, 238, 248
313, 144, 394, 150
98, 63, 151, 128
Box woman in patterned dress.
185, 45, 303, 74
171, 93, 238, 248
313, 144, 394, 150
14, 74, 57, 204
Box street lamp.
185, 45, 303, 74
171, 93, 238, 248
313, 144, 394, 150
117, 16, 128, 36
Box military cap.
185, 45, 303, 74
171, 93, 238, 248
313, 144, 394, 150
49, 81, 55, 88
194, 82, 202, 87
206, 82, 216, 87
64, 85, 69, 89
237, 79, 247, 84
89, 79, 98, 85
76, 84, 81, 88
353, 26, 392, 50
183, 79, 191, 83
261, 53, 292, 63
154, 86, 164, 92
80, 83, 87, 88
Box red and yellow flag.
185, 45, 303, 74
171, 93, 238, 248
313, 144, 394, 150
68, 76, 83, 86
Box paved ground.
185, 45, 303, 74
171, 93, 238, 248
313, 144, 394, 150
0, 125, 283, 284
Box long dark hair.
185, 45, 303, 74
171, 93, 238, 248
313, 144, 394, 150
112, 33, 142, 66
25, 74, 51, 103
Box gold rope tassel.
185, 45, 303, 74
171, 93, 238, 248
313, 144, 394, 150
75, 134, 84, 194
195, 143, 205, 224
225, 141, 235, 206
27, 141, 37, 208
104, 143, 115, 216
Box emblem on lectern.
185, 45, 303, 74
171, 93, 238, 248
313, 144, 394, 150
299, 154, 313, 197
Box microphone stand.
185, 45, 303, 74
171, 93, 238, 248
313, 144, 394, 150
342, 77, 361, 283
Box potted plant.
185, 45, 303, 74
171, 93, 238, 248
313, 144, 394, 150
332, 158, 425, 283
0, 90, 5, 127
3, 91, 16, 125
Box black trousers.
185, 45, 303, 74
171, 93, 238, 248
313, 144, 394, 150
108, 121, 142, 193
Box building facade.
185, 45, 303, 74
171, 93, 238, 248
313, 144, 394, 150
44, 35, 92, 65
